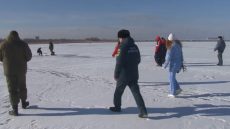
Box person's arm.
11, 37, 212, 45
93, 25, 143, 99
114, 45, 126, 80
162, 49, 172, 69
25, 43, 32, 61
112, 43, 119, 57
0, 44, 3, 62
155, 41, 160, 54
214, 41, 220, 51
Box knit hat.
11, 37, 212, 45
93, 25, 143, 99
218, 36, 223, 39
168, 33, 176, 41
117, 29, 130, 38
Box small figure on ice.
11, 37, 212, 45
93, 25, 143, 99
37, 47, 43, 56
214, 36, 226, 66
49, 41, 55, 55
154, 36, 167, 66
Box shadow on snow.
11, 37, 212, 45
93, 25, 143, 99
20, 103, 230, 120
184, 62, 230, 67
139, 81, 230, 87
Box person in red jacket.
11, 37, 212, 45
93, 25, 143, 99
154, 36, 167, 66
112, 42, 120, 57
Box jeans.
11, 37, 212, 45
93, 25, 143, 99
169, 71, 180, 95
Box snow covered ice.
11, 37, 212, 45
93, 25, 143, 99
0, 41, 230, 129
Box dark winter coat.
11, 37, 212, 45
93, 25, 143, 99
214, 39, 226, 53
114, 37, 141, 82
49, 42, 54, 51
0, 34, 32, 76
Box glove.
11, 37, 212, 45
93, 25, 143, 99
182, 64, 187, 72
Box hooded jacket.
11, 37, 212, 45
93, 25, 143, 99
114, 37, 140, 82
0, 33, 32, 75
214, 39, 226, 53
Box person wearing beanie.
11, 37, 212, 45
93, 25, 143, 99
162, 33, 184, 98
154, 36, 167, 66
109, 29, 148, 118
0, 31, 32, 116
214, 36, 226, 66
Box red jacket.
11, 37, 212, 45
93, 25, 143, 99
112, 42, 120, 57
155, 36, 162, 54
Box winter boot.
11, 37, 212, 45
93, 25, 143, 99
109, 107, 121, 112
138, 113, 148, 118
9, 105, 18, 116
22, 101, 29, 109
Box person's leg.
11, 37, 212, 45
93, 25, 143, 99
128, 81, 147, 116
175, 78, 180, 90
154, 54, 161, 66
169, 72, 176, 95
218, 52, 223, 65
113, 80, 127, 108
6, 76, 19, 115
18, 74, 29, 108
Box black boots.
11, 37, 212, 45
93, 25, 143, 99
109, 107, 121, 112
9, 105, 18, 116
22, 101, 29, 109
9, 101, 29, 116
138, 113, 148, 118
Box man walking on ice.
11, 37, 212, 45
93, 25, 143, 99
109, 29, 148, 118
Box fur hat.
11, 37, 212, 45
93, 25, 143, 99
118, 29, 130, 38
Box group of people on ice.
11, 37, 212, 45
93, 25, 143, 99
0, 30, 226, 118
37, 41, 55, 56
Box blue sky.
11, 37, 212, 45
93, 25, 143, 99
0, 0, 229, 40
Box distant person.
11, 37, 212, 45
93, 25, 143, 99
109, 29, 148, 118
49, 41, 55, 55
112, 41, 120, 57
37, 47, 43, 56
0, 31, 32, 116
154, 36, 167, 66
162, 33, 184, 98
214, 36, 226, 66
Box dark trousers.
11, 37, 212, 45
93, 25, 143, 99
154, 54, 165, 66
6, 74, 27, 106
113, 80, 147, 114
217, 52, 223, 65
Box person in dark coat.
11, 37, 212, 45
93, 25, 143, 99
109, 29, 148, 118
37, 47, 43, 56
0, 31, 32, 116
49, 41, 55, 55
154, 36, 167, 66
214, 36, 226, 66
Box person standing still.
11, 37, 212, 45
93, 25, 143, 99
49, 41, 55, 55
0, 31, 32, 116
109, 29, 148, 118
214, 36, 226, 66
